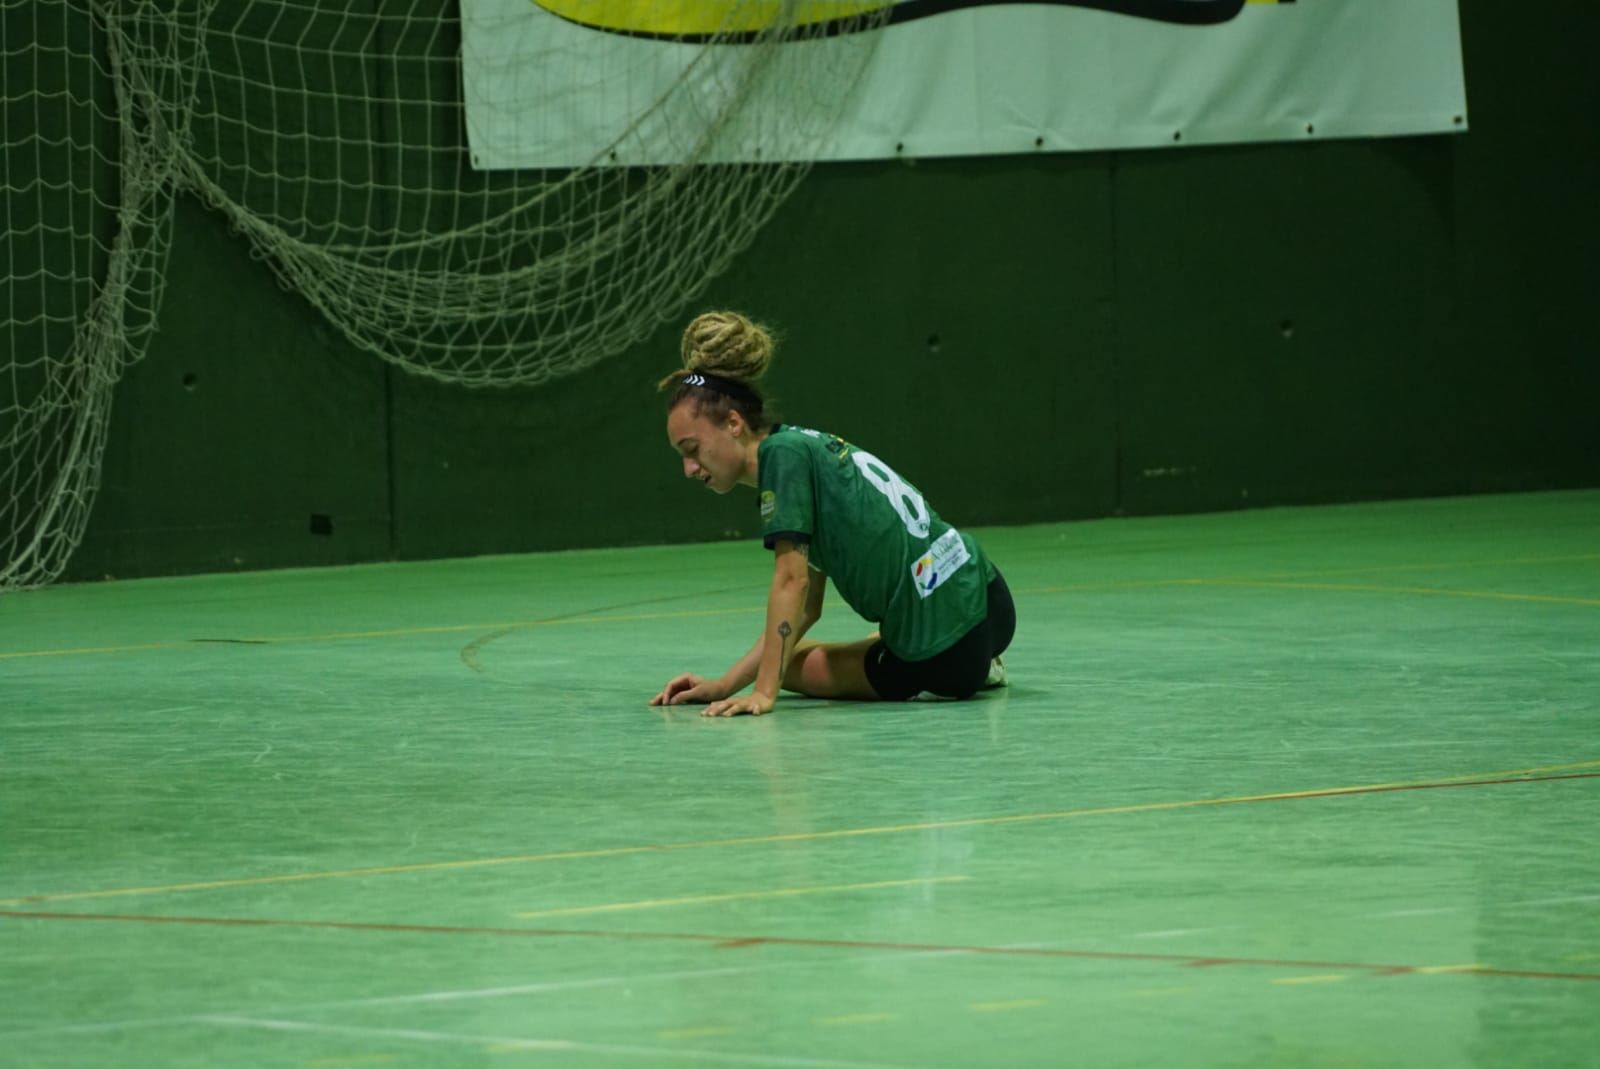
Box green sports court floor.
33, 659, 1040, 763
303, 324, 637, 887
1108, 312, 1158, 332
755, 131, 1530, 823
2, 490, 1598, 1068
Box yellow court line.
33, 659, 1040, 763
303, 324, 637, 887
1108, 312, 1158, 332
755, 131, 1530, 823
512, 876, 968, 919
1195, 579, 1600, 609
817, 1013, 899, 1026
7, 553, 1596, 661
1272, 974, 1348, 986
4, 759, 1596, 909
1230, 553, 1600, 581
1019, 552, 1600, 598
0, 606, 762, 661
0, 640, 190, 660
971, 999, 1046, 1012
658, 1026, 737, 1041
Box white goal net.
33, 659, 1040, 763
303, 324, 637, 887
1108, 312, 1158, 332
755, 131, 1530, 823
1, 0, 887, 589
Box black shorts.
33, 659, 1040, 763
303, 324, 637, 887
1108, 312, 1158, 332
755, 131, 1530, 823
863, 570, 1016, 701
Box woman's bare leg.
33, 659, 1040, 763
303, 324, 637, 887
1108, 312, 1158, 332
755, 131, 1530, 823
781, 637, 882, 700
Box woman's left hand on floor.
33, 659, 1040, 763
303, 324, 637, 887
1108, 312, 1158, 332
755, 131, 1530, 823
702, 692, 775, 717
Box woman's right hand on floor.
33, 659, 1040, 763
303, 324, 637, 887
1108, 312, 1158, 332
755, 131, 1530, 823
649, 673, 729, 706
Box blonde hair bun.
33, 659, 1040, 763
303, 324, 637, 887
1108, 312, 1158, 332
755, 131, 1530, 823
680, 311, 774, 382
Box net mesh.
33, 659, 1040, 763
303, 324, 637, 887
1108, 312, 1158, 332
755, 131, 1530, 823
1, 0, 888, 589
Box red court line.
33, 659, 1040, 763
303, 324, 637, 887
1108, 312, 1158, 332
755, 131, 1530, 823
3, 909, 1596, 984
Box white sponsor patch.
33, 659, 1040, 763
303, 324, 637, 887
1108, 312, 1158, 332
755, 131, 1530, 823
909, 528, 971, 599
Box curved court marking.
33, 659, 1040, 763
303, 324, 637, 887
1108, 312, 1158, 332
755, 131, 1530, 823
4, 909, 1597, 986
4, 552, 1595, 661
457, 585, 749, 672
3, 760, 1595, 907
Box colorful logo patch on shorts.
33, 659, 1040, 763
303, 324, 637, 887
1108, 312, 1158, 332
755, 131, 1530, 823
910, 528, 971, 599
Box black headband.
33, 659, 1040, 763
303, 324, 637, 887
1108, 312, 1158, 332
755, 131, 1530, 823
682, 371, 761, 409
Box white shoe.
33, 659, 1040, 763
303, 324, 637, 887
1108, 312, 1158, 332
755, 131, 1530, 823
982, 655, 1008, 689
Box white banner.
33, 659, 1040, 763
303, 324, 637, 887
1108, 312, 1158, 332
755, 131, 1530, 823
462, 0, 1468, 169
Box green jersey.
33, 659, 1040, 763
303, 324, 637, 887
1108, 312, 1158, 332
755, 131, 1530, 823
757, 425, 995, 662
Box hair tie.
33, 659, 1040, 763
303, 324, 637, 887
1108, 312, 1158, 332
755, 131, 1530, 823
683, 371, 760, 408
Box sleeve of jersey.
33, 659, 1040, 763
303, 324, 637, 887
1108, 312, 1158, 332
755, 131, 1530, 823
759, 438, 815, 551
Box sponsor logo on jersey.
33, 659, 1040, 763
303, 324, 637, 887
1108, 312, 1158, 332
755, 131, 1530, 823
760, 490, 777, 519
911, 528, 971, 599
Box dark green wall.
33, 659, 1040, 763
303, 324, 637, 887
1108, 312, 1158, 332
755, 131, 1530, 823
66, 0, 1600, 581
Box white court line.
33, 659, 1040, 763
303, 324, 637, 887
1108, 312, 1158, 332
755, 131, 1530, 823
198, 1015, 916, 1069
1506, 894, 1600, 908
1373, 894, 1600, 920
0, 967, 750, 1042
199, 1015, 569, 1051
0, 944, 988, 1042
1128, 927, 1232, 940
1373, 907, 1461, 919
313, 944, 994, 1011
0, 962, 778, 1041
326, 968, 744, 1009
